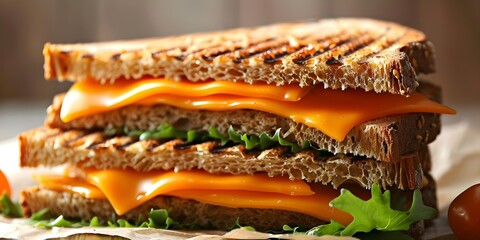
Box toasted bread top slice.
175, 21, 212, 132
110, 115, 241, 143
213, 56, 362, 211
44, 18, 435, 95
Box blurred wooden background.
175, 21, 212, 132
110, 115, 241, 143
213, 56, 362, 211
0, 0, 479, 106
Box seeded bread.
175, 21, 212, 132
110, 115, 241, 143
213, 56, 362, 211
43, 18, 435, 95
19, 127, 431, 190
20, 176, 437, 235
46, 93, 441, 163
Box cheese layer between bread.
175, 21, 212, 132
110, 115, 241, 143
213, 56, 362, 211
34, 168, 371, 226
60, 78, 455, 142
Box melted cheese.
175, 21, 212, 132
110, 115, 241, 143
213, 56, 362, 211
61, 77, 456, 141
166, 189, 352, 226
33, 169, 368, 226
33, 174, 106, 199
82, 168, 315, 215
60, 78, 310, 122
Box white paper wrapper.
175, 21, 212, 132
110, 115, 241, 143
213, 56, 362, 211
0, 219, 354, 240
1, 119, 479, 239
430, 120, 480, 209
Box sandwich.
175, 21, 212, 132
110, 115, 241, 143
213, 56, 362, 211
18, 18, 455, 238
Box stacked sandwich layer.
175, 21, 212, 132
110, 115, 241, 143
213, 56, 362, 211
19, 19, 454, 237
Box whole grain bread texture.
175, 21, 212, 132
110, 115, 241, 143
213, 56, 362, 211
19, 127, 431, 190
43, 18, 435, 95
20, 176, 437, 236
19, 186, 323, 231
46, 99, 441, 164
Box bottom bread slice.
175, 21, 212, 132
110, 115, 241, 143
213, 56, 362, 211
20, 186, 325, 231
20, 175, 437, 236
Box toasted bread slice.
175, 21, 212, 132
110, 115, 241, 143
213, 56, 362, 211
19, 127, 431, 190
20, 174, 437, 235
44, 18, 434, 95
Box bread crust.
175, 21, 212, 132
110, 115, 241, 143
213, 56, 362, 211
43, 18, 435, 95
46, 92, 441, 163
19, 127, 431, 190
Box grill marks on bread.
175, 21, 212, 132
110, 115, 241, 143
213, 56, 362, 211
44, 18, 435, 95
20, 127, 431, 190
200, 28, 384, 66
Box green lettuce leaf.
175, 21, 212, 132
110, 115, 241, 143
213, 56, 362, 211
109, 124, 325, 153
330, 184, 437, 236
29, 208, 187, 230
282, 224, 300, 233
306, 220, 344, 236
137, 209, 178, 229
229, 218, 256, 232
0, 192, 24, 218
89, 216, 102, 227
29, 208, 87, 228
304, 184, 437, 237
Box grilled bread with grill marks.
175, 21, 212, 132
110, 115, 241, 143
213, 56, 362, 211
19, 127, 431, 190
43, 18, 435, 95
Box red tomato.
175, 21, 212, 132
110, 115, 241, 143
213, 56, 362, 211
0, 170, 11, 197
448, 184, 480, 240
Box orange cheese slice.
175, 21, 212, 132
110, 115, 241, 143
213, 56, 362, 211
166, 189, 353, 226
61, 77, 456, 141
138, 90, 455, 141
33, 169, 367, 226
55, 168, 314, 213
81, 168, 315, 215
33, 174, 106, 199
60, 78, 310, 122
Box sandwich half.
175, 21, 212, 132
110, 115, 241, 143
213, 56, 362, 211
19, 18, 455, 238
